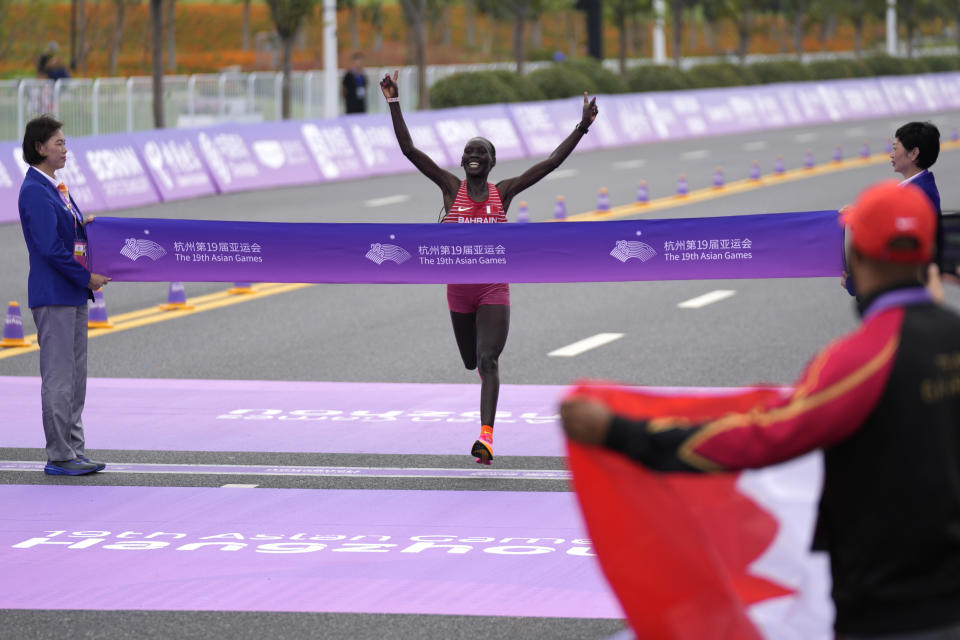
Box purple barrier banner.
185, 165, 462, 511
345, 112, 449, 176
86, 211, 842, 283
299, 119, 369, 181
134, 129, 218, 201
432, 104, 528, 162
507, 98, 604, 153
68, 133, 163, 210
196, 122, 320, 193
0, 141, 22, 223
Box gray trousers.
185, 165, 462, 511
32, 304, 88, 462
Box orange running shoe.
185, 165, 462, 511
472, 425, 494, 465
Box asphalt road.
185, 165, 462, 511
3, 110, 960, 640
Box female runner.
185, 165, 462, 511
380, 71, 598, 464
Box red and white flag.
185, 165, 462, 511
564, 383, 834, 639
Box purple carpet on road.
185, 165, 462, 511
0, 484, 622, 618
0, 377, 570, 455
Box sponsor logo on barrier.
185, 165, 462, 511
365, 243, 412, 265
610, 240, 657, 263
252, 140, 286, 169
11, 529, 595, 558
121, 238, 167, 262
216, 408, 558, 424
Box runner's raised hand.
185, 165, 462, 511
380, 70, 399, 100
581, 92, 598, 127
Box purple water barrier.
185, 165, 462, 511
0, 484, 621, 617
344, 112, 438, 177
431, 104, 527, 162
298, 119, 369, 182
0, 377, 568, 455
133, 128, 218, 201
67, 132, 163, 210
194, 122, 321, 193
0, 141, 22, 223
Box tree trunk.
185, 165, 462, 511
738, 8, 751, 64
165, 0, 176, 72
151, 0, 164, 128
513, 3, 527, 75
402, 0, 429, 109
955, 1, 960, 56
465, 0, 475, 47
792, 8, 804, 59
242, 0, 251, 50
630, 13, 645, 59
281, 34, 293, 118
530, 17, 541, 49
565, 9, 577, 58
76, 0, 87, 72
853, 11, 864, 59
671, 0, 683, 66
109, 0, 127, 76
617, 5, 627, 76
349, 4, 359, 51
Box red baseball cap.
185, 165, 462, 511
842, 180, 936, 263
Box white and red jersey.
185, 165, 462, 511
443, 181, 507, 224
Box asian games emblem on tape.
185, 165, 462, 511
365, 243, 412, 265
121, 238, 168, 262
610, 240, 656, 263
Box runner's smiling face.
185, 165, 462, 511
461, 138, 495, 177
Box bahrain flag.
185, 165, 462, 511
564, 383, 834, 640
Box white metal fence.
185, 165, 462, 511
3, 49, 953, 142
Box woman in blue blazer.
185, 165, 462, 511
18, 115, 111, 476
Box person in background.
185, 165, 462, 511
561, 181, 960, 639
342, 52, 368, 114
18, 115, 111, 476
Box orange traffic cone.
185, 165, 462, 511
0, 301, 30, 347
227, 282, 255, 295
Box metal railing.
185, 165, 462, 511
3, 48, 955, 142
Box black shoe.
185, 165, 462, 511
77, 455, 106, 472
44, 459, 98, 476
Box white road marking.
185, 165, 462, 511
613, 159, 647, 170
221, 483, 259, 488
548, 333, 625, 357
742, 140, 767, 151
544, 168, 579, 181
794, 132, 818, 143
364, 194, 410, 207
678, 289, 737, 309
681, 149, 710, 160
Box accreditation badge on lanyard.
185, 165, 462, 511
58, 184, 87, 269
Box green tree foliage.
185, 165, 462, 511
749, 60, 812, 82
684, 62, 755, 87
625, 64, 692, 92
527, 63, 597, 98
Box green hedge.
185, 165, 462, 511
559, 59, 628, 94
427, 55, 957, 108
808, 59, 868, 79
527, 64, 597, 99
749, 60, 813, 83
430, 71, 515, 109
684, 63, 755, 88
625, 65, 691, 92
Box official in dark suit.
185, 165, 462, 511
891, 122, 942, 266
18, 115, 111, 476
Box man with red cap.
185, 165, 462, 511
561, 180, 960, 638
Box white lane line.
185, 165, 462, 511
364, 194, 410, 207
742, 140, 767, 151
678, 290, 736, 309
222, 483, 259, 488
794, 132, 818, 143
613, 159, 646, 170
681, 149, 710, 160
544, 168, 579, 181
548, 333, 624, 357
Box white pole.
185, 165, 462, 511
323, 0, 338, 118
886, 0, 898, 56
653, 0, 666, 64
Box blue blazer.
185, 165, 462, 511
18, 167, 93, 308
911, 170, 943, 266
